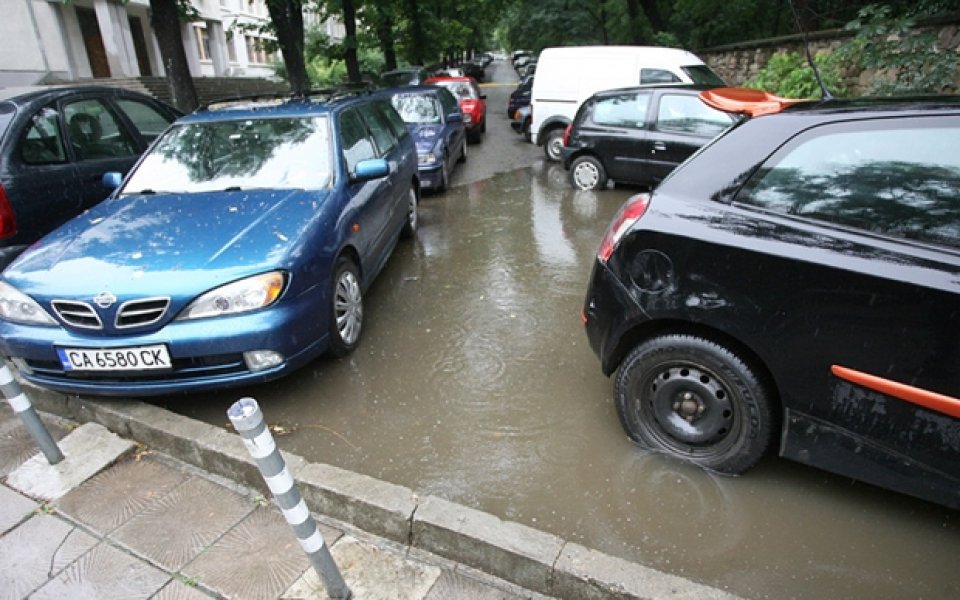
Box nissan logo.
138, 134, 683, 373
93, 291, 117, 309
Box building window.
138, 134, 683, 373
194, 26, 211, 61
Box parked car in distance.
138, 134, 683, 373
380, 66, 430, 87
0, 90, 419, 397
376, 85, 467, 192
462, 61, 486, 83
425, 76, 487, 143
510, 105, 532, 141
531, 45, 726, 161
0, 85, 181, 269
561, 85, 735, 191
583, 87, 960, 509
507, 74, 533, 118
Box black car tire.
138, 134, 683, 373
569, 155, 607, 191
543, 128, 565, 162
469, 127, 483, 144
614, 334, 774, 474
401, 185, 418, 238
328, 256, 363, 357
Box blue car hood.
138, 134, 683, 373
5, 189, 326, 297
410, 124, 443, 154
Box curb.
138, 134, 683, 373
26, 387, 741, 600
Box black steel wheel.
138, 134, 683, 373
569, 155, 607, 191
328, 256, 363, 357
614, 334, 774, 474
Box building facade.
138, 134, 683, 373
1, 0, 344, 88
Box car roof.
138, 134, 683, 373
0, 85, 165, 105
374, 85, 444, 96
425, 76, 477, 84
588, 83, 714, 99
181, 89, 381, 123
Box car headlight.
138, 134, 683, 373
463, 113, 473, 124
0, 281, 56, 325
419, 152, 438, 166
177, 272, 285, 320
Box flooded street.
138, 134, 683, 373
161, 62, 960, 599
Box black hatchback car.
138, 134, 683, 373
0, 86, 180, 268
583, 88, 960, 508
560, 84, 735, 191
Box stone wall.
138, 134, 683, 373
698, 17, 960, 94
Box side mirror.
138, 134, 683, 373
102, 172, 123, 189
353, 158, 389, 181
448, 112, 463, 123
480, 95, 487, 100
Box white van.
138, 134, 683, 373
530, 46, 725, 160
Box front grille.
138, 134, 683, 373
51, 300, 102, 329
116, 297, 169, 328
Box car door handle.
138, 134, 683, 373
652, 142, 667, 152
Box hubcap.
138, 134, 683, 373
646, 365, 733, 445
573, 162, 599, 189
407, 190, 417, 229
335, 270, 362, 345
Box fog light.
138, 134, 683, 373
243, 350, 284, 372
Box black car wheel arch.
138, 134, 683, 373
614, 333, 776, 474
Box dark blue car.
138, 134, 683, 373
376, 86, 467, 193
0, 91, 419, 396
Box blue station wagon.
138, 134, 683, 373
0, 91, 419, 396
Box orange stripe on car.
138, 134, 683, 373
831, 365, 960, 419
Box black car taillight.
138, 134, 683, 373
598, 193, 650, 264
0, 183, 17, 239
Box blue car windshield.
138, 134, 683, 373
121, 116, 332, 194
390, 93, 442, 124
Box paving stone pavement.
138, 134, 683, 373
1, 393, 744, 600
0, 405, 545, 600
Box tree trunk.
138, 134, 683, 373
149, 0, 198, 112
341, 0, 361, 83
266, 0, 309, 93
376, 16, 397, 72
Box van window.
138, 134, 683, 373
640, 69, 681, 85
738, 118, 960, 249
682, 65, 727, 87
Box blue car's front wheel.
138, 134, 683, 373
329, 256, 363, 357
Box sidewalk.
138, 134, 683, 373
1, 391, 742, 600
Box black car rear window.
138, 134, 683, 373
737, 116, 960, 249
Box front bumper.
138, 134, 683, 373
417, 163, 443, 189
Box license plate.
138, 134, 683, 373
56, 345, 172, 372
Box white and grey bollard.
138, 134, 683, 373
0, 363, 63, 464
228, 397, 351, 600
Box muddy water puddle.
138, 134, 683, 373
165, 115, 959, 600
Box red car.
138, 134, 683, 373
425, 76, 486, 143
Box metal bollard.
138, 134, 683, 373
228, 397, 351, 600
0, 363, 63, 465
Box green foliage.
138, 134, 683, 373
835, 3, 958, 95
744, 51, 845, 98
